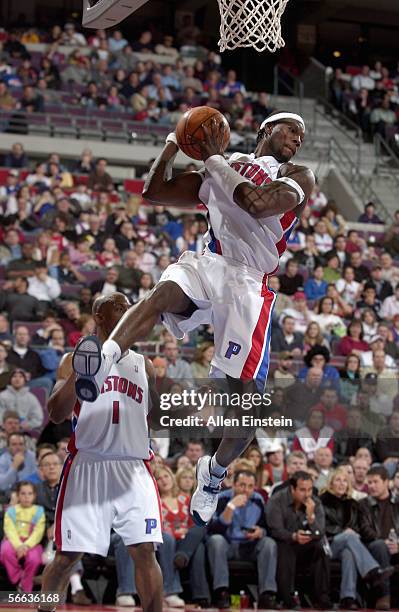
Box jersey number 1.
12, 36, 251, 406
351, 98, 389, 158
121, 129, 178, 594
112, 401, 119, 424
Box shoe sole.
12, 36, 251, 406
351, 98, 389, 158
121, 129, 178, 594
72, 335, 102, 403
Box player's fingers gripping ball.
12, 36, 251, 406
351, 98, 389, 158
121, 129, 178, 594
175, 106, 230, 161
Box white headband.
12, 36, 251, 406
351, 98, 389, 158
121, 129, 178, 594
260, 112, 305, 132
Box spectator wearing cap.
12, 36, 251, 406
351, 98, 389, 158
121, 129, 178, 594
380, 284, 399, 321
264, 443, 288, 487
358, 202, 384, 223
292, 408, 334, 459
304, 266, 328, 302
360, 335, 396, 369
27, 262, 61, 306
271, 316, 304, 357
278, 259, 304, 296
272, 352, 295, 389
88, 158, 114, 192
279, 291, 312, 335
298, 345, 341, 394
0, 277, 42, 323
0, 433, 37, 493
336, 320, 369, 357
0, 369, 43, 431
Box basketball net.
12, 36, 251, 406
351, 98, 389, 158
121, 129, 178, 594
217, 0, 290, 53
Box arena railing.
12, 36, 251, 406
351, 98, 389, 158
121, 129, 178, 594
374, 133, 399, 177
273, 65, 304, 114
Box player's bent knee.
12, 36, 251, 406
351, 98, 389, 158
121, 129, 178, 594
128, 542, 157, 567
52, 551, 83, 571
147, 281, 190, 314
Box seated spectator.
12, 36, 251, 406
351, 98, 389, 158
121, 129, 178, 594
336, 266, 362, 307
303, 321, 330, 354
182, 440, 205, 468
0, 343, 14, 392
59, 302, 81, 337
370, 97, 397, 138
380, 284, 399, 321
62, 22, 86, 46
279, 291, 312, 335
255, 402, 290, 458
55, 251, 86, 285
27, 262, 61, 306
334, 406, 374, 464
264, 443, 287, 488
314, 446, 334, 490
336, 320, 370, 357
269, 451, 307, 496
207, 469, 277, 609
285, 367, 325, 422
6, 243, 37, 279
0, 410, 27, 453
190, 342, 214, 378
357, 284, 381, 319
298, 345, 340, 393
271, 315, 304, 356
358, 202, 384, 224
162, 341, 192, 380
304, 265, 328, 301
311, 296, 346, 338
360, 335, 396, 368
175, 467, 195, 496
4, 143, 29, 169
7, 326, 52, 394
1, 481, 45, 592
278, 259, 304, 296
272, 352, 295, 389
88, 158, 114, 192
134, 238, 156, 273
350, 251, 370, 283
266, 471, 331, 609
0, 433, 37, 493
67, 315, 95, 348
296, 234, 323, 273
323, 253, 341, 283
0, 82, 16, 110
132, 30, 154, 53
320, 468, 391, 610
361, 308, 379, 343
312, 386, 347, 431
90, 267, 122, 297
339, 354, 362, 403
320, 201, 347, 236
353, 376, 392, 429
0, 277, 42, 323
155, 35, 179, 59
155, 465, 208, 608
292, 408, 334, 460
361, 349, 397, 404
39, 328, 67, 380
0, 369, 43, 431
243, 446, 267, 490
352, 457, 370, 496
0, 315, 13, 346
314, 219, 333, 254
137, 272, 154, 300
377, 321, 399, 361
0, 228, 22, 265
359, 466, 399, 610
374, 408, 399, 473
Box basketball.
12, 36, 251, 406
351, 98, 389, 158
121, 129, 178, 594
175, 107, 230, 161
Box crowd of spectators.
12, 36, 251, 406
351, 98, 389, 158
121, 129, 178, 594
0, 18, 399, 612
329, 61, 399, 146
0, 24, 275, 148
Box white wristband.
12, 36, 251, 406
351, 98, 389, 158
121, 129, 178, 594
204, 155, 247, 202
275, 176, 305, 204
166, 132, 178, 146
227, 501, 236, 511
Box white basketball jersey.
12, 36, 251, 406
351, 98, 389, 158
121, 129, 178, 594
199, 153, 298, 274
69, 350, 151, 459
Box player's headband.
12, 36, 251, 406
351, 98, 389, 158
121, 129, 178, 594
260, 112, 306, 133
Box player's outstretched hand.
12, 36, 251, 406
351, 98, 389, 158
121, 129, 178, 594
192, 117, 227, 161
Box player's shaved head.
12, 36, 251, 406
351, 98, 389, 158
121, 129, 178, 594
93, 292, 130, 339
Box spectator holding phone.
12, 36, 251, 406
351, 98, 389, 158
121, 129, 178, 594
207, 469, 278, 609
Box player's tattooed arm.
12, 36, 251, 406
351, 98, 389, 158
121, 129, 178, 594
47, 353, 77, 424
142, 141, 203, 208
233, 164, 315, 219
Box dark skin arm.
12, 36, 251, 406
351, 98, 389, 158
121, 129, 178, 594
142, 142, 203, 208
197, 120, 314, 218
145, 357, 163, 431
47, 353, 77, 424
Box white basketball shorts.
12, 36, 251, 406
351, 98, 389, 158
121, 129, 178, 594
160, 249, 276, 391
55, 452, 163, 556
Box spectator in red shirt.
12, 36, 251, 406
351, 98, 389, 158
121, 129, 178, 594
311, 387, 348, 431
336, 320, 370, 357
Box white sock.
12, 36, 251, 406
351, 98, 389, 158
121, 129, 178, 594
210, 455, 227, 478
102, 339, 121, 363
70, 572, 83, 595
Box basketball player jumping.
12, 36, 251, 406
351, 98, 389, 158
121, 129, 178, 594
72, 111, 314, 525
38, 292, 163, 612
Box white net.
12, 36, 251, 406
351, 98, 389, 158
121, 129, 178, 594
217, 0, 290, 53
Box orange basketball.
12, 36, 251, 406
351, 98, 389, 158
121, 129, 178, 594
175, 106, 230, 161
